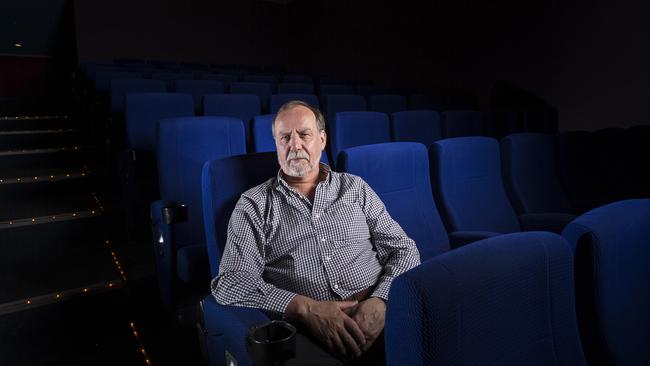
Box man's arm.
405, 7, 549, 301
212, 197, 296, 315
359, 180, 421, 300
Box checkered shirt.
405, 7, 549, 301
212, 164, 421, 316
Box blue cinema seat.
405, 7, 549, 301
442, 110, 484, 138
338, 142, 449, 261
390, 110, 442, 147
151, 116, 246, 309
330, 111, 391, 167
110, 78, 166, 114
276, 83, 314, 94
174, 80, 225, 112
250, 114, 330, 166
562, 199, 650, 366
200, 152, 279, 366
95, 71, 142, 92
429, 137, 568, 247
501, 133, 576, 233
368, 94, 408, 115
151, 72, 195, 91
230, 82, 273, 111
203, 94, 261, 151
269, 94, 320, 114
324, 94, 367, 127
122, 93, 195, 234
386, 231, 587, 366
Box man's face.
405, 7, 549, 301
274, 105, 326, 178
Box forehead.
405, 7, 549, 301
275, 106, 318, 132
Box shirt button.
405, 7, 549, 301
314, 214, 320, 219
321, 238, 326, 242
324, 256, 331, 261
333, 284, 339, 290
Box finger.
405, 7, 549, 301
336, 300, 358, 310
331, 333, 348, 358
343, 313, 367, 347
339, 328, 362, 358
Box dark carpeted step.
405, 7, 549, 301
0, 129, 91, 150
0, 184, 103, 221
0, 217, 124, 303
0, 288, 146, 366
0, 166, 110, 201
0, 146, 102, 173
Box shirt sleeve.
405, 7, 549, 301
212, 195, 296, 315
358, 179, 421, 300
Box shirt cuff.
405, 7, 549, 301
263, 287, 297, 314
371, 277, 393, 301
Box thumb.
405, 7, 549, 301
337, 300, 358, 310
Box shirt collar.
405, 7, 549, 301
275, 162, 332, 192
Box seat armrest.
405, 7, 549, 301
449, 231, 502, 248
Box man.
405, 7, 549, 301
213, 100, 420, 365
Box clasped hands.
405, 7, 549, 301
286, 295, 386, 358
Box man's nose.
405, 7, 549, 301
289, 132, 302, 150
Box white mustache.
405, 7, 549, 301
286, 150, 309, 162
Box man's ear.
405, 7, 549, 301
320, 130, 327, 148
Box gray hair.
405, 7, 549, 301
272, 100, 326, 135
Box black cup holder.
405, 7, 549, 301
246, 320, 297, 366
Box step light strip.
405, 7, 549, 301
0, 128, 79, 135
0, 115, 69, 121
0, 209, 102, 229
0, 280, 124, 316
0, 169, 90, 185
0, 145, 90, 156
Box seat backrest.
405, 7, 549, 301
276, 83, 314, 94
157, 116, 246, 248
408, 94, 443, 111
338, 142, 449, 260
230, 82, 273, 112
391, 110, 442, 147
368, 94, 408, 115
270, 94, 320, 114
442, 110, 484, 138
386, 231, 587, 366
95, 71, 142, 92
501, 133, 572, 214
202, 152, 279, 277
324, 94, 367, 125
151, 72, 195, 91
174, 80, 225, 111
110, 78, 166, 113
125, 93, 195, 151
562, 199, 650, 366
331, 111, 390, 165
203, 93, 261, 150
430, 136, 520, 233
319, 84, 354, 96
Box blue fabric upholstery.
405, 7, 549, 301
447, 230, 502, 247
442, 110, 484, 138
250, 114, 329, 165
368, 94, 408, 115
562, 199, 650, 366
203, 94, 261, 151
125, 93, 195, 151
174, 80, 225, 111
110, 78, 166, 114
501, 133, 573, 214
151, 72, 194, 91
269, 94, 320, 113
276, 83, 314, 94
331, 111, 390, 166
391, 110, 442, 146
201, 153, 279, 365
338, 142, 449, 260
202, 296, 270, 366
95, 71, 142, 92
151, 116, 246, 308
319, 84, 354, 96
324, 94, 367, 126
386, 231, 587, 366
408, 94, 444, 111
430, 137, 521, 234
230, 82, 273, 112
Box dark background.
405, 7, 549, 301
2, 0, 649, 131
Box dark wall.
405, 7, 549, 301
74, 0, 290, 67
287, 0, 650, 131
